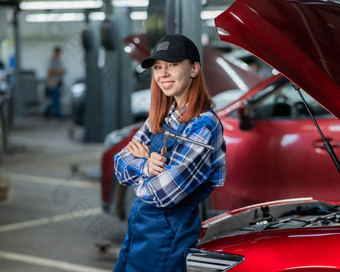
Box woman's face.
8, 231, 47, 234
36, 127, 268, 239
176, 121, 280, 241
153, 59, 200, 105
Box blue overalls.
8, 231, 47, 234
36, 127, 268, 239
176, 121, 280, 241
113, 122, 214, 272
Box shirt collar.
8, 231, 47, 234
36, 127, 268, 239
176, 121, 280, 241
165, 102, 188, 128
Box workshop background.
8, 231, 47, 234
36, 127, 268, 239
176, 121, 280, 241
0, 0, 238, 271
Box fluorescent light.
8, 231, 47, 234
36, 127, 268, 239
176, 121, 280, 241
20, 1, 103, 10
89, 11, 105, 21
25, 11, 106, 22
124, 45, 133, 53
201, 10, 224, 20
25, 10, 145, 23
133, 37, 141, 44
216, 57, 248, 91
89, 11, 147, 21
25, 13, 85, 22
130, 11, 147, 20
113, 0, 148, 7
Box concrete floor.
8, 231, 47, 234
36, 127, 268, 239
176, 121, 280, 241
0, 116, 127, 272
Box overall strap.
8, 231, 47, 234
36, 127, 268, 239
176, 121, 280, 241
149, 122, 188, 157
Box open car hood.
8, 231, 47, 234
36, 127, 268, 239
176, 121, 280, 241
215, 0, 340, 119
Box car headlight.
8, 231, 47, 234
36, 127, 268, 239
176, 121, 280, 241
186, 249, 244, 272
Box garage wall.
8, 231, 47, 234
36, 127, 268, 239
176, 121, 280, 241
20, 17, 87, 88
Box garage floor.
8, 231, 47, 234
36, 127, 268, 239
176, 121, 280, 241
0, 116, 127, 272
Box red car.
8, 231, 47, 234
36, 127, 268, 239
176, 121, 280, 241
187, 198, 340, 271
210, 73, 340, 212
186, 0, 340, 270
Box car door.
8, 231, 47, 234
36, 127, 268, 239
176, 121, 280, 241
211, 80, 340, 211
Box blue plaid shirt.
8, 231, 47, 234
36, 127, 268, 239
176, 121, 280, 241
114, 104, 226, 208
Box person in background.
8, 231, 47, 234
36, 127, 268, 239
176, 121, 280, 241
43, 46, 65, 119
113, 34, 226, 272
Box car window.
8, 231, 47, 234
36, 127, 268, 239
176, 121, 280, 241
252, 82, 331, 120
212, 89, 244, 111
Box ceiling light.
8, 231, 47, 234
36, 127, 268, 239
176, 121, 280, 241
89, 11, 105, 21
88, 11, 147, 21
25, 13, 85, 22
113, 0, 148, 7
20, 1, 103, 10
201, 10, 224, 20
130, 11, 147, 20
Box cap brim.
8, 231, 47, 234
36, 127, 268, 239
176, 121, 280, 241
141, 57, 155, 69
141, 52, 186, 69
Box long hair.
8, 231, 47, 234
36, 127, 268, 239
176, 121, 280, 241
149, 66, 213, 134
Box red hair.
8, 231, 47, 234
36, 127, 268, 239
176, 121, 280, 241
149, 67, 213, 134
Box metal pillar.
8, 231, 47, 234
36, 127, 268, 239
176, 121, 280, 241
101, 3, 133, 136
179, 0, 202, 62
101, 0, 119, 137
114, 7, 133, 129
12, 7, 24, 116
84, 2, 133, 142
83, 21, 104, 142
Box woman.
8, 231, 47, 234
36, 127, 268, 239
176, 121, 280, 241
113, 34, 226, 272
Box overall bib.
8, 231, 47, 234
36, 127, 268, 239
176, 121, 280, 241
113, 122, 213, 272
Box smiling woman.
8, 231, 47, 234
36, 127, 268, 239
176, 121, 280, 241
112, 34, 226, 272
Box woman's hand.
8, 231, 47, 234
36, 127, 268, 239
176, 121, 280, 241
126, 139, 150, 158
148, 152, 167, 177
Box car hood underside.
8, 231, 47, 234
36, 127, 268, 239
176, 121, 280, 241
215, 0, 340, 119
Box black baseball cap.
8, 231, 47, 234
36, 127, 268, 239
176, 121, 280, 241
141, 34, 200, 69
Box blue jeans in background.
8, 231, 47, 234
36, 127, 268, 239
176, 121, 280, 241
44, 87, 61, 118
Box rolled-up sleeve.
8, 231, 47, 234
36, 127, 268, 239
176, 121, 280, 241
114, 119, 151, 186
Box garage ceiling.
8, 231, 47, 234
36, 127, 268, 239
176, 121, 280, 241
1, 0, 233, 39
0, 0, 232, 9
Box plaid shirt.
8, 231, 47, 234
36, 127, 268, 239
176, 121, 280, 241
114, 104, 226, 208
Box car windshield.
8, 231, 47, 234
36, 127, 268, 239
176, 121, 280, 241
212, 89, 244, 111
251, 81, 332, 120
